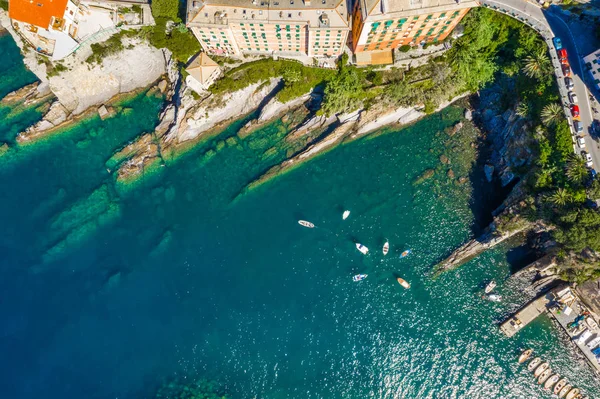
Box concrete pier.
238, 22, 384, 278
500, 294, 551, 337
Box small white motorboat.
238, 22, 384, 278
554, 378, 567, 395
538, 368, 552, 384
298, 220, 315, 228
518, 349, 532, 363
534, 362, 549, 378
342, 210, 350, 220
575, 329, 592, 345
487, 294, 502, 302
397, 277, 410, 289
559, 384, 573, 398
544, 374, 560, 390
484, 280, 497, 294
383, 241, 389, 256
566, 388, 580, 399
528, 357, 541, 371
586, 317, 598, 330
353, 274, 367, 282
356, 243, 369, 254
586, 335, 600, 349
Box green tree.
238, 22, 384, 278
548, 188, 572, 206
516, 102, 530, 118
541, 102, 563, 127
150, 0, 180, 21
521, 48, 551, 80
320, 67, 365, 116
587, 179, 600, 200
566, 154, 588, 185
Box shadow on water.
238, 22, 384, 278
467, 95, 520, 237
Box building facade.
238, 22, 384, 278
351, 0, 477, 55
186, 0, 351, 57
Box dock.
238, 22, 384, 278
500, 286, 600, 375
500, 293, 551, 337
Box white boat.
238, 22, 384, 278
559, 384, 573, 398
400, 249, 412, 258
544, 374, 560, 390
484, 280, 497, 294
397, 277, 410, 289
538, 368, 552, 384
586, 317, 598, 330
586, 335, 600, 349
528, 357, 541, 371
518, 349, 532, 363
575, 329, 592, 345
356, 243, 369, 254
298, 220, 314, 228
353, 274, 367, 282
566, 388, 580, 399
534, 362, 549, 378
383, 241, 389, 256
487, 294, 502, 302
342, 210, 350, 220
554, 378, 568, 395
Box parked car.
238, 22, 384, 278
565, 77, 574, 89
571, 104, 580, 117
562, 63, 572, 77
569, 91, 578, 104
574, 120, 583, 133
583, 151, 594, 168
558, 48, 568, 61
578, 136, 586, 147
553, 37, 563, 50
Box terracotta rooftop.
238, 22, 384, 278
9, 0, 69, 29
186, 53, 220, 85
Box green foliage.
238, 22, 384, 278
550, 120, 573, 164
0, 0, 8, 11
145, 18, 200, 62
399, 45, 411, 52
554, 208, 600, 252
565, 154, 588, 186
587, 179, 600, 200
541, 102, 563, 127
86, 29, 138, 64
150, 0, 180, 21
210, 58, 334, 103
320, 64, 365, 116
521, 48, 552, 80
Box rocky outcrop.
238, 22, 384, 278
16, 101, 70, 143
167, 79, 281, 145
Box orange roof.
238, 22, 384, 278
9, 0, 69, 29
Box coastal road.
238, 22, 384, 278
480, 0, 597, 172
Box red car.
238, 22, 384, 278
571, 104, 580, 117
558, 48, 568, 61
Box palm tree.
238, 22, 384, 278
516, 102, 530, 118
522, 49, 552, 80
541, 103, 564, 127
548, 188, 572, 206
566, 154, 588, 185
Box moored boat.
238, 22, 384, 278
298, 220, 315, 228
353, 274, 367, 282
400, 249, 412, 258
397, 277, 410, 289
554, 379, 567, 395
487, 294, 502, 302
485, 280, 497, 294
586, 335, 600, 349
544, 374, 560, 390
356, 243, 369, 254
538, 368, 552, 384
518, 349, 533, 363
559, 384, 573, 398
566, 388, 580, 399
383, 241, 389, 256
586, 317, 598, 330
342, 210, 350, 220
528, 357, 541, 371
534, 362, 549, 378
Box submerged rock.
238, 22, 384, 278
440, 154, 450, 164
413, 169, 435, 185
447, 169, 455, 179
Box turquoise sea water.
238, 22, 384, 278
1, 35, 600, 398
